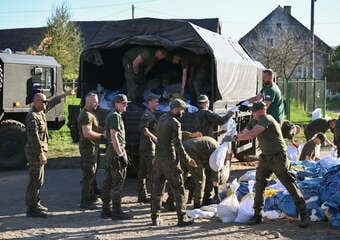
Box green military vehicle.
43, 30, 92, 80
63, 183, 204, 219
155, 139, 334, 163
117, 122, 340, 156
0, 52, 65, 169
68, 18, 263, 172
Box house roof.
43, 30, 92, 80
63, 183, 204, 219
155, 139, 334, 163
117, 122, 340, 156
239, 5, 332, 52
0, 18, 221, 52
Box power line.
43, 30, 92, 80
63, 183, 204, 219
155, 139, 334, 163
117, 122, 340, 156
0, 0, 159, 15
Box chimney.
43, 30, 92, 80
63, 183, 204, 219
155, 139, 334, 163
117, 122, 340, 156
284, 5, 291, 15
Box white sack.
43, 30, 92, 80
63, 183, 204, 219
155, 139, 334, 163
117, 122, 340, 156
217, 178, 240, 223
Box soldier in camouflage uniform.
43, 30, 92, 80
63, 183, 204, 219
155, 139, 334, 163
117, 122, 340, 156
151, 98, 198, 227
78, 93, 105, 210
304, 118, 337, 141
183, 136, 220, 208
122, 47, 167, 102
137, 93, 160, 203
232, 101, 310, 228
101, 94, 133, 220
194, 95, 233, 137
25, 90, 75, 218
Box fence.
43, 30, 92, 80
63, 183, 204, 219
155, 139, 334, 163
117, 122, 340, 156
277, 78, 326, 121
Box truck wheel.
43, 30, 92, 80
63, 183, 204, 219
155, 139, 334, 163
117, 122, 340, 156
234, 140, 260, 162
0, 120, 27, 169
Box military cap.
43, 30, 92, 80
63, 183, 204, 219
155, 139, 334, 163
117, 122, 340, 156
170, 98, 187, 109
251, 101, 266, 111
197, 94, 209, 103
112, 94, 131, 103
145, 92, 160, 101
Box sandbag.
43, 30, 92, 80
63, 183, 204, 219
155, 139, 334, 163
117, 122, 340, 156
186, 209, 215, 219
217, 178, 240, 223
234, 180, 255, 223
209, 142, 229, 172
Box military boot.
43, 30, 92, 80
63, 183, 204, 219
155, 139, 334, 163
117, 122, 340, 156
299, 211, 310, 228
37, 202, 48, 212
111, 209, 133, 220
26, 209, 48, 218
177, 215, 194, 227
248, 214, 262, 225
101, 208, 112, 219
151, 216, 163, 226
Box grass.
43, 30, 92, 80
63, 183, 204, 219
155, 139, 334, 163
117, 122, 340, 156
48, 96, 80, 159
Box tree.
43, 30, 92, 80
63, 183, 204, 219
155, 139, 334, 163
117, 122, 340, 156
326, 45, 340, 83
248, 28, 312, 81
28, 3, 83, 81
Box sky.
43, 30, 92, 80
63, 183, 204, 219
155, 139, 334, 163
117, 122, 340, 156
0, 0, 339, 46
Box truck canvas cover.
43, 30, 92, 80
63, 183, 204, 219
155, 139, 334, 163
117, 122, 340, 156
80, 18, 261, 104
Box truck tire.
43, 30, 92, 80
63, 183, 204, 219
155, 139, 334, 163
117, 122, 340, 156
0, 120, 27, 169
234, 139, 260, 162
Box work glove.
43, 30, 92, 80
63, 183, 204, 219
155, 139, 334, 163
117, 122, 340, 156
223, 135, 235, 142
118, 155, 128, 168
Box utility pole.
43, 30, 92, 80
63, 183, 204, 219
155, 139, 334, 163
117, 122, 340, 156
311, 0, 316, 109
132, 4, 135, 19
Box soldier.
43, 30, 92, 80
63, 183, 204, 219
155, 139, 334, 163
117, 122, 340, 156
137, 93, 160, 203
101, 94, 132, 220
25, 90, 75, 218
78, 93, 105, 210
194, 94, 233, 137
334, 116, 340, 157
151, 99, 198, 227
239, 69, 284, 124
231, 101, 310, 228
299, 133, 333, 161
169, 52, 210, 100
183, 136, 221, 208
122, 46, 167, 102
304, 118, 337, 141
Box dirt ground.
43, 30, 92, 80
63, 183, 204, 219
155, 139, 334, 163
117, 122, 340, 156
0, 159, 339, 240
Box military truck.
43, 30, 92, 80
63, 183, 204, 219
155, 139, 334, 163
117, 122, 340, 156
68, 18, 263, 171
0, 52, 65, 169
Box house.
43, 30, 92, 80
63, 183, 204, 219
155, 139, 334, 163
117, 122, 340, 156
239, 5, 332, 80
0, 18, 221, 52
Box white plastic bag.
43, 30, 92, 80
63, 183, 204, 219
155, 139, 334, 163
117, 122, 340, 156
263, 210, 286, 219
209, 142, 229, 172
239, 170, 256, 182
200, 204, 218, 214
217, 178, 240, 223
186, 209, 215, 219
311, 108, 322, 121
234, 180, 255, 223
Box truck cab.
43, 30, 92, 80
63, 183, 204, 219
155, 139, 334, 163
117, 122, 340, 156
0, 52, 64, 169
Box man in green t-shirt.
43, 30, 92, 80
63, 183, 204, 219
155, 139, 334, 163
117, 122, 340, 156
78, 93, 105, 210
122, 47, 167, 102
101, 94, 133, 220
240, 69, 284, 124
230, 101, 309, 228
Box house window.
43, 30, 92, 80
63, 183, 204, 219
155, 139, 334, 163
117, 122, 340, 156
267, 38, 274, 47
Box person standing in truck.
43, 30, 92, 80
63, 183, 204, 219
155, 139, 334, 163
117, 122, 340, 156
137, 93, 159, 203
101, 94, 133, 220
194, 94, 234, 137
169, 51, 210, 101
25, 89, 75, 218
122, 46, 167, 102
78, 92, 106, 210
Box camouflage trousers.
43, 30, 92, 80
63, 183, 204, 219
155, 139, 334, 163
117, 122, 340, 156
137, 150, 154, 199
25, 149, 45, 211
151, 158, 186, 221
101, 149, 127, 210
80, 146, 99, 204
254, 152, 307, 216
124, 68, 145, 102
